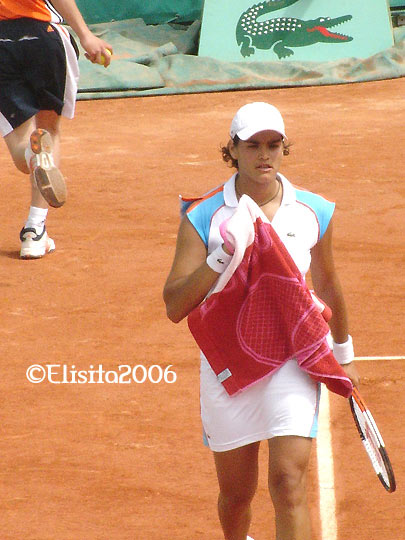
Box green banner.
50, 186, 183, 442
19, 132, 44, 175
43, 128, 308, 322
76, 0, 203, 25
199, 0, 394, 63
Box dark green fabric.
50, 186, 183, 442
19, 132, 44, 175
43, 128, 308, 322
75, 0, 203, 25
72, 21, 405, 100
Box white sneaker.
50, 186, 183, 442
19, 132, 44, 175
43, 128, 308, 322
20, 226, 55, 259
29, 129, 67, 208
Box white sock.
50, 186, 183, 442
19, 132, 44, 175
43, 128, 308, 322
25, 206, 48, 233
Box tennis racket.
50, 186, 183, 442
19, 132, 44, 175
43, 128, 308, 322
349, 387, 396, 492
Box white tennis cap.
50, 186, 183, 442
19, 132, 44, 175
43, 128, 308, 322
230, 102, 287, 141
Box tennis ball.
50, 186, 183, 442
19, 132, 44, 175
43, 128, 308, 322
99, 49, 112, 66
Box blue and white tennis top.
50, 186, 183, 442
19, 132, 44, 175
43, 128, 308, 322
185, 173, 335, 277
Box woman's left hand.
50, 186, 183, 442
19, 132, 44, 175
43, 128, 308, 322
343, 362, 360, 388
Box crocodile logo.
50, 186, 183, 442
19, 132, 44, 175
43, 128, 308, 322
236, 0, 353, 59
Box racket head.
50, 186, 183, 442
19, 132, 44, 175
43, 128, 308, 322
349, 387, 396, 493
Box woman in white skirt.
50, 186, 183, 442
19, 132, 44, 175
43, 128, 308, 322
163, 102, 359, 540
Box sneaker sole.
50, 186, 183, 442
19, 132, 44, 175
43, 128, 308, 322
34, 167, 67, 208
20, 238, 56, 259
30, 129, 67, 208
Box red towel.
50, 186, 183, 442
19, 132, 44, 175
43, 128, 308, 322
188, 196, 353, 398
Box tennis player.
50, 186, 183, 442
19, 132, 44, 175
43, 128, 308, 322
0, 0, 112, 258
163, 102, 360, 540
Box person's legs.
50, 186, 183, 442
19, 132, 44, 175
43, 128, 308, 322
4, 110, 64, 257
35, 110, 61, 161
4, 109, 64, 208
267, 436, 313, 540
28, 110, 65, 208
213, 442, 260, 540
4, 116, 35, 174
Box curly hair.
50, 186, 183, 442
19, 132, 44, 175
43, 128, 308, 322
221, 136, 240, 169
221, 135, 291, 169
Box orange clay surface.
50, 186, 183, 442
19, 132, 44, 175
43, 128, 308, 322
0, 78, 404, 539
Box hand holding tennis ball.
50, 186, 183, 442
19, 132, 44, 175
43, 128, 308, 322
99, 49, 112, 67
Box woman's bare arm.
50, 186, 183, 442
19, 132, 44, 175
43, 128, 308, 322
163, 216, 222, 323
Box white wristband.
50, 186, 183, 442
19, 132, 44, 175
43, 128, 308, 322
206, 245, 232, 274
332, 335, 355, 365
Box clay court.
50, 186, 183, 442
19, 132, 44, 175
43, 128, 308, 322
0, 77, 404, 539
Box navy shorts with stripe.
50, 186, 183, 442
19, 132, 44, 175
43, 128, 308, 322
0, 18, 69, 133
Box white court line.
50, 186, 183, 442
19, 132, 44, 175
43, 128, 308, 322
317, 389, 337, 540
354, 356, 405, 361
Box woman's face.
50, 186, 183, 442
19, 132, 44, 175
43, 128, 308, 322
230, 130, 284, 187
